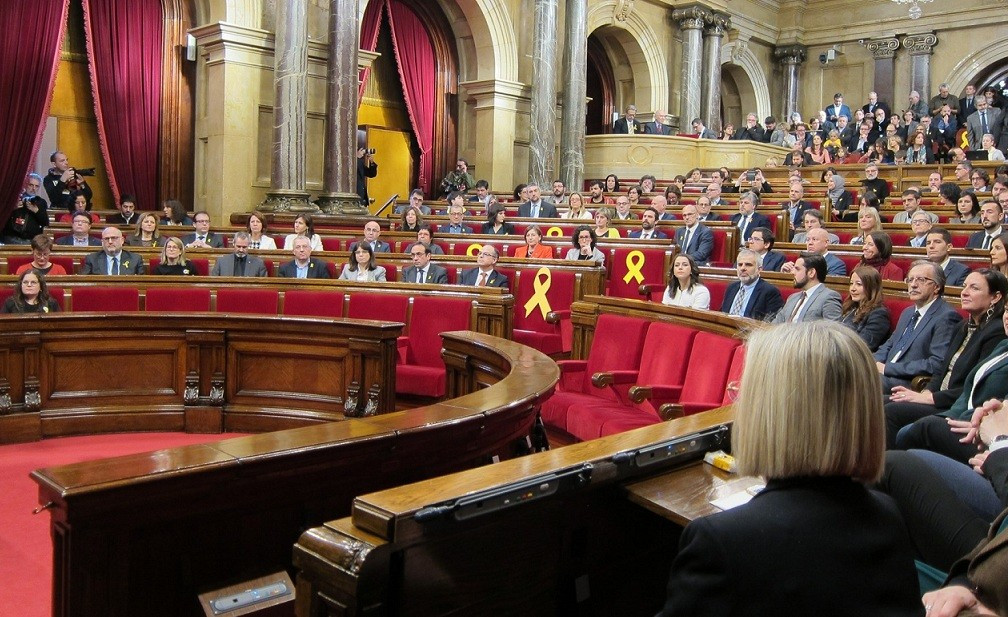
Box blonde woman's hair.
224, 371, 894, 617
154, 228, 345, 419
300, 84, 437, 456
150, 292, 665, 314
733, 321, 885, 482
160, 236, 187, 264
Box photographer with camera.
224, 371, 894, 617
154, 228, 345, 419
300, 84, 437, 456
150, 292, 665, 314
440, 158, 475, 197
3, 174, 50, 244
356, 147, 377, 206
43, 150, 93, 212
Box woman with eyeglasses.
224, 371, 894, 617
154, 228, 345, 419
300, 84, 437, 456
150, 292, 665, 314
153, 237, 197, 275
2, 270, 60, 313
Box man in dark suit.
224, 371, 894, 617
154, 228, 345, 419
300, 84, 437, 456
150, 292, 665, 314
403, 242, 448, 284
730, 191, 772, 242
694, 196, 721, 222
824, 93, 853, 125
277, 236, 331, 279
783, 182, 812, 237
848, 121, 875, 154
356, 147, 377, 206
182, 211, 225, 249
56, 212, 101, 246
734, 113, 765, 141
967, 98, 1001, 151
925, 228, 970, 287
106, 195, 139, 226
348, 220, 391, 253
874, 261, 963, 392
439, 199, 474, 234
82, 227, 145, 275
458, 245, 508, 288
628, 207, 669, 240
643, 110, 670, 135
612, 105, 642, 134
517, 184, 559, 218
720, 249, 784, 320
673, 204, 713, 264
690, 117, 717, 139
210, 232, 267, 277
747, 227, 785, 272
966, 200, 1005, 249
959, 84, 978, 123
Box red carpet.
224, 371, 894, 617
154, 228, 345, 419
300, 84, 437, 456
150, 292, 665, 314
0, 432, 246, 617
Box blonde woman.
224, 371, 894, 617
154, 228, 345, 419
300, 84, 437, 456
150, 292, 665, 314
593, 207, 621, 239
125, 212, 167, 248
153, 237, 196, 275
562, 191, 592, 219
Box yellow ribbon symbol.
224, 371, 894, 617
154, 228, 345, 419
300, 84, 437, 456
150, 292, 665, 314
523, 267, 553, 319
623, 250, 645, 284
467, 243, 483, 256
546, 226, 563, 237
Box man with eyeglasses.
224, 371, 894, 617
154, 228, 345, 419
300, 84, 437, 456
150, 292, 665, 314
730, 192, 771, 242
183, 211, 225, 249
82, 227, 146, 275
971, 169, 991, 193
873, 260, 962, 392
908, 212, 934, 248
966, 200, 1005, 250
394, 189, 431, 215
402, 242, 448, 284
459, 245, 508, 288
745, 227, 785, 272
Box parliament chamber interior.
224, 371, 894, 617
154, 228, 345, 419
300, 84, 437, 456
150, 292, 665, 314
2, 0, 1008, 615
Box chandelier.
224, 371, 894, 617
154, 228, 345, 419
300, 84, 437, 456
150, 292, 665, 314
891, 0, 933, 19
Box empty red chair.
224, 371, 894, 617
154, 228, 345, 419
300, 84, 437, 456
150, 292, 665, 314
511, 267, 577, 356
48, 286, 65, 309
215, 288, 279, 314
539, 314, 650, 435
146, 288, 211, 312
607, 247, 670, 299
395, 296, 473, 398
719, 344, 747, 405
72, 287, 140, 312
284, 290, 344, 318
347, 292, 409, 322
321, 237, 341, 251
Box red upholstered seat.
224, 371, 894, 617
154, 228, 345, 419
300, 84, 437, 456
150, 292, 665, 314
48, 286, 65, 309
705, 279, 731, 311
884, 297, 915, 333
511, 266, 576, 356
708, 228, 730, 266
383, 264, 398, 282
283, 290, 344, 318
607, 247, 669, 299
215, 288, 279, 314
539, 314, 650, 434
396, 295, 473, 398
145, 287, 211, 312
347, 292, 409, 322
720, 344, 747, 405
72, 287, 140, 312
321, 237, 341, 251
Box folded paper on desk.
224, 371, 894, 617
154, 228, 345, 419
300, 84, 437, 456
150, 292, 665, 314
710, 483, 765, 511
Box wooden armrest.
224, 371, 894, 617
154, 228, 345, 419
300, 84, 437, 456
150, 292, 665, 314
910, 375, 931, 391
638, 283, 661, 299
591, 372, 613, 388
628, 385, 652, 404
658, 403, 684, 421
545, 309, 570, 325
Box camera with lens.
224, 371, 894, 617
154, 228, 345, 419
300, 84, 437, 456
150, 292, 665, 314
75, 167, 96, 177
746, 170, 757, 182
366, 148, 376, 155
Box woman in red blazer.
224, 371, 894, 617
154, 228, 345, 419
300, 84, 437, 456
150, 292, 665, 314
514, 225, 554, 259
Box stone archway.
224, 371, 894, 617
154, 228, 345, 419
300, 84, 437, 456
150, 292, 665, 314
945, 42, 1008, 96
720, 40, 771, 123
586, 2, 669, 114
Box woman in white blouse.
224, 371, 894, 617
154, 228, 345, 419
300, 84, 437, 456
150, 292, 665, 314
283, 214, 323, 251
246, 210, 277, 250
662, 254, 710, 309
338, 242, 387, 282
562, 191, 592, 219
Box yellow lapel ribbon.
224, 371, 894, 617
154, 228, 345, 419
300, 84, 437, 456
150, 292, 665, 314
546, 226, 563, 237
523, 267, 553, 319
467, 243, 482, 256
622, 250, 645, 284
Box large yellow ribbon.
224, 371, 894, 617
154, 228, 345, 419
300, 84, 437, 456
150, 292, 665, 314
523, 267, 553, 319
466, 243, 483, 256
546, 226, 563, 237
622, 250, 645, 284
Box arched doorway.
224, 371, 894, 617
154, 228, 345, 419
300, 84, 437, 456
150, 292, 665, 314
586, 35, 615, 135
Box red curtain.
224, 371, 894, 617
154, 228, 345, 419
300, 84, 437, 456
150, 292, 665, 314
385, 0, 435, 194
82, 0, 162, 210
358, 0, 383, 100
0, 0, 70, 226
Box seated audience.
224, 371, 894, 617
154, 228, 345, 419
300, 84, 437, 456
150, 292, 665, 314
859, 231, 904, 281
107, 194, 138, 226
792, 209, 839, 244
182, 211, 225, 248
784, 228, 846, 276
15, 234, 67, 276
459, 245, 508, 288
593, 207, 620, 239
416, 224, 444, 255
2, 270, 60, 314
639, 175, 656, 194
210, 232, 267, 277
860, 162, 890, 203
659, 321, 921, 616
338, 241, 387, 282
903, 130, 933, 164
515, 225, 553, 259
805, 133, 832, 164
662, 254, 710, 310
850, 207, 883, 245
603, 174, 619, 193
403, 242, 448, 284
727, 168, 773, 195
246, 210, 277, 250
278, 236, 331, 279
565, 225, 605, 265
57, 191, 100, 224
587, 180, 614, 207
82, 227, 146, 275
721, 249, 784, 319
283, 214, 323, 251
124, 212, 167, 248
43, 151, 92, 212
160, 199, 193, 226
519, 183, 559, 218
840, 266, 891, 351
152, 237, 197, 275
481, 202, 514, 235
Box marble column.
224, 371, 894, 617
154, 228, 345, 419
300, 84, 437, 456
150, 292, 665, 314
260, 0, 314, 212
774, 44, 807, 122
317, 0, 367, 215
559, 0, 588, 191
528, 0, 558, 186
672, 6, 708, 126
864, 37, 900, 110
903, 33, 938, 104
700, 12, 731, 131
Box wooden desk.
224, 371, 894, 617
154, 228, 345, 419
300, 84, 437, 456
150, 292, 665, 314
624, 462, 761, 526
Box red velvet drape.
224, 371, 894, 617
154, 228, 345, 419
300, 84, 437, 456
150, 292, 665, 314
385, 0, 435, 195
81, 0, 162, 209
358, 0, 383, 100
0, 0, 70, 226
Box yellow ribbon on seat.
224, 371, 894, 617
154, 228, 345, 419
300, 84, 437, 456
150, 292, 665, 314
622, 250, 645, 284
467, 243, 482, 256
546, 226, 563, 237
523, 267, 553, 319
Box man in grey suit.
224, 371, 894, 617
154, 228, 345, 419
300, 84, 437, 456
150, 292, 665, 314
210, 232, 267, 277
517, 184, 559, 218
348, 220, 391, 253
458, 245, 508, 288
874, 260, 963, 392
772, 253, 842, 324
402, 242, 448, 284
82, 227, 145, 274
690, 117, 717, 139
925, 228, 970, 287
966, 98, 1001, 151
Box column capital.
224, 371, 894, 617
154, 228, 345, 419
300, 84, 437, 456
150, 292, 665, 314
864, 37, 900, 59
902, 32, 937, 55
774, 44, 807, 65
704, 11, 731, 36
672, 5, 712, 30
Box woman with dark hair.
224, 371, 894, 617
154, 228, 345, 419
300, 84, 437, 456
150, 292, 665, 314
564, 225, 604, 265
153, 237, 197, 275
125, 212, 167, 248
160, 200, 193, 226
955, 191, 981, 225
246, 210, 277, 250
513, 183, 528, 202
338, 241, 387, 282
939, 181, 962, 210
283, 214, 323, 251
2, 270, 60, 313
639, 175, 657, 194
859, 231, 904, 281
626, 185, 643, 208
661, 254, 710, 309
400, 205, 424, 233
686, 168, 702, 183
603, 174, 619, 193
663, 185, 682, 207
480, 202, 514, 235
885, 269, 1008, 447
806, 134, 832, 165
57, 191, 100, 223
991, 232, 1008, 277
839, 266, 891, 351
15, 234, 67, 276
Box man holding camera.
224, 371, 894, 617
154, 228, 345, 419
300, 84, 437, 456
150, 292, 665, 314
440, 159, 475, 197
356, 147, 377, 206
43, 150, 93, 212
3, 174, 50, 244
